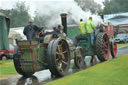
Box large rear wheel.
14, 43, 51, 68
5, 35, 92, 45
96, 33, 110, 62
47, 38, 70, 77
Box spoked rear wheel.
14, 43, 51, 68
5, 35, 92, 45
96, 33, 110, 62
48, 38, 70, 77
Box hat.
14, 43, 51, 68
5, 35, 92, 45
80, 19, 83, 21
89, 17, 92, 20
29, 18, 32, 22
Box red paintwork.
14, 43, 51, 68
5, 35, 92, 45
0, 50, 8, 54
104, 24, 115, 38
0, 48, 14, 54
113, 42, 117, 57
104, 23, 117, 57
8, 48, 14, 54
102, 34, 110, 60
0, 48, 14, 58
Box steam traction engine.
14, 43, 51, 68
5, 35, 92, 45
13, 14, 79, 77
13, 14, 117, 77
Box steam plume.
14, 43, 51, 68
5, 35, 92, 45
33, 0, 102, 28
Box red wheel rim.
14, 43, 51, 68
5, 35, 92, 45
102, 34, 110, 60
92, 56, 97, 65
113, 42, 117, 57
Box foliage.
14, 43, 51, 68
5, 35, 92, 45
103, 0, 128, 14
0, 9, 11, 17
74, 0, 102, 14
33, 11, 48, 28
9, 2, 30, 28
46, 54, 128, 85
0, 1, 30, 28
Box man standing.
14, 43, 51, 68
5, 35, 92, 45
86, 17, 96, 46
23, 18, 40, 40
78, 19, 86, 35
73, 19, 86, 46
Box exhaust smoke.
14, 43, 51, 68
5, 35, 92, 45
33, 0, 102, 28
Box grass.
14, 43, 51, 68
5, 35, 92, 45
46, 54, 128, 85
117, 43, 128, 48
0, 60, 17, 79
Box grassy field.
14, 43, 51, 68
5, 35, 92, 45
46, 54, 128, 85
0, 60, 17, 79
117, 43, 128, 48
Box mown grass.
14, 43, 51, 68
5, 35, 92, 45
46, 54, 128, 85
117, 43, 128, 48
0, 60, 17, 79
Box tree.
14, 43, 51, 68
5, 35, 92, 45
9, 2, 30, 28
103, 0, 128, 14
75, 0, 102, 14
0, 9, 11, 17
33, 11, 50, 28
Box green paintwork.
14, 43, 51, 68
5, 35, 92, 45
70, 47, 76, 59
0, 13, 10, 50
17, 40, 48, 73
43, 35, 51, 43
67, 25, 78, 39
67, 25, 94, 56
76, 34, 94, 56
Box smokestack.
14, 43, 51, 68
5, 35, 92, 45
98, 12, 104, 22
60, 13, 67, 35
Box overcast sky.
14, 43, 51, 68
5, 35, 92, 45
0, 0, 104, 17
0, 0, 104, 27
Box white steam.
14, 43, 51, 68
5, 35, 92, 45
34, 0, 102, 28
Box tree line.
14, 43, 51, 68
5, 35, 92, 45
0, 0, 128, 28
0, 2, 30, 28
75, 0, 102, 14
0, 1, 101, 28
103, 0, 128, 14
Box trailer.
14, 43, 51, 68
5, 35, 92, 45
0, 13, 10, 60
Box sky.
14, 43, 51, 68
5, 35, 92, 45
0, 0, 104, 16
0, 0, 104, 27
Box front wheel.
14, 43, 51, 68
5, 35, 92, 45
110, 42, 117, 58
74, 47, 85, 69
